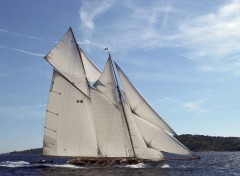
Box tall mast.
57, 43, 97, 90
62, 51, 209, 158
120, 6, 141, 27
107, 52, 136, 158
70, 27, 90, 92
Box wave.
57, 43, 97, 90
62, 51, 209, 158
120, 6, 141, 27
0, 161, 82, 169
0, 161, 30, 168
123, 163, 171, 168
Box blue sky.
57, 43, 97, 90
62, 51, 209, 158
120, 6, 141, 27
0, 0, 240, 153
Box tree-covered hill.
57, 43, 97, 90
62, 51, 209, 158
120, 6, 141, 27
177, 134, 240, 151
9, 148, 42, 154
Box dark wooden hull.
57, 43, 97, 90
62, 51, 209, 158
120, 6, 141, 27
67, 156, 200, 167
68, 158, 161, 167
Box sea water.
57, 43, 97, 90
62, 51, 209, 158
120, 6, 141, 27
0, 152, 239, 176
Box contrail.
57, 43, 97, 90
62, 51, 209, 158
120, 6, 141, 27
0, 45, 44, 57
0, 29, 43, 41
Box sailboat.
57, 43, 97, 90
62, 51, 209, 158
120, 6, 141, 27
42, 27, 199, 166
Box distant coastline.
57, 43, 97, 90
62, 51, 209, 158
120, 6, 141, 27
5, 134, 240, 154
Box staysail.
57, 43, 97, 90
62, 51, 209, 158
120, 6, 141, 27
91, 58, 134, 157
115, 63, 176, 135
122, 97, 165, 160
133, 113, 193, 156
93, 57, 118, 105
43, 70, 98, 157
90, 88, 133, 157
79, 48, 101, 82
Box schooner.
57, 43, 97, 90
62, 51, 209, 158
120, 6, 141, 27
42, 28, 199, 166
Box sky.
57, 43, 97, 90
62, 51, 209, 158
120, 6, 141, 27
0, 0, 240, 153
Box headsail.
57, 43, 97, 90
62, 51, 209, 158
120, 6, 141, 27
79, 48, 101, 82
122, 97, 165, 160
44, 28, 89, 97
90, 88, 133, 157
93, 57, 118, 105
43, 70, 98, 157
115, 63, 176, 135
133, 113, 193, 156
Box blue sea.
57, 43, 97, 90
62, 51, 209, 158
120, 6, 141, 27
0, 152, 239, 176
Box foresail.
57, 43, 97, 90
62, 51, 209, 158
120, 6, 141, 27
122, 97, 165, 160
43, 70, 98, 157
115, 64, 176, 135
44, 28, 89, 97
79, 48, 101, 82
90, 88, 133, 157
133, 114, 193, 156
93, 57, 118, 105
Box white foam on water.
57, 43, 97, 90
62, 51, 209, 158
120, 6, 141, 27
125, 163, 150, 168
0, 161, 30, 168
161, 164, 170, 168
43, 163, 83, 169
0, 161, 83, 169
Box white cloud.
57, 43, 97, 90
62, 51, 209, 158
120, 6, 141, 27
182, 102, 200, 110
179, 0, 240, 59
79, 0, 115, 31
78, 0, 240, 77
158, 96, 177, 103
181, 101, 208, 112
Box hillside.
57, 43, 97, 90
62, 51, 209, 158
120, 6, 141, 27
7, 134, 240, 154
177, 134, 240, 151
9, 148, 42, 154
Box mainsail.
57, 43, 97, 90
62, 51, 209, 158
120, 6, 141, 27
43, 70, 98, 157
43, 28, 197, 162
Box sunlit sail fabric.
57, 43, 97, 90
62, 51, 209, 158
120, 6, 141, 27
90, 88, 133, 157
94, 58, 118, 105
79, 48, 101, 82
44, 28, 89, 97
133, 114, 193, 156
42, 27, 197, 162
122, 97, 165, 160
43, 70, 98, 157
115, 64, 176, 135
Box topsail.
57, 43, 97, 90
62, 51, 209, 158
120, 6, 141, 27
42, 28, 198, 164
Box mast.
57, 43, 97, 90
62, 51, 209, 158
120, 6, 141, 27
69, 27, 99, 156
107, 52, 136, 158
69, 27, 90, 89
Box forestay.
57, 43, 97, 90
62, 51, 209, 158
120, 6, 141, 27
43, 70, 98, 157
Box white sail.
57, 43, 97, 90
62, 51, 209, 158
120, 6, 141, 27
133, 113, 193, 156
79, 48, 101, 82
42, 27, 197, 162
43, 70, 98, 157
90, 88, 133, 157
44, 28, 89, 97
93, 57, 118, 105
122, 97, 165, 160
115, 64, 176, 135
